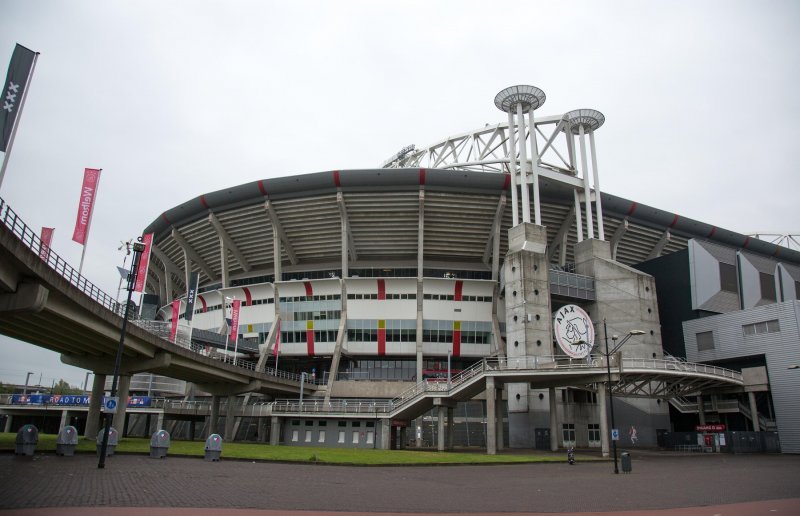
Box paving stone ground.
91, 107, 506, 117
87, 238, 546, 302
1, 450, 799, 515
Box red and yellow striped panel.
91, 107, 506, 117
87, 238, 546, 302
453, 320, 461, 357
306, 320, 314, 356
378, 319, 386, 356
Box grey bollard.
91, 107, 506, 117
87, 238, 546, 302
96, 427, 119, 458
205, 433, 223, 461
150, 429, 170, 458
56, 426, 79, 456
15, 424, 38, 456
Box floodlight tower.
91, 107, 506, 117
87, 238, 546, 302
564, 109, 606, 241
494, 85, 546, 227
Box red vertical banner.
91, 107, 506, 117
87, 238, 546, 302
229, 299, 241, 343
377, 279, 386, 300
169, 299, 181, 343
454, 280, 463, 301
133, 233, 153, 293
377, 319, 386, 356
274, 320, 280, 356
452, 320, 461, 357
39, 226, 54, 261
306, 320, 315, 356
71, 168, 101, 245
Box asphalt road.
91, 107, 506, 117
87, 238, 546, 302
1, 450, 799, 515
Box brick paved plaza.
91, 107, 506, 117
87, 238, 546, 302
1, 451, 799, 515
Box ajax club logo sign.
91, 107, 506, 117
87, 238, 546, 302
553, 304, 594, 358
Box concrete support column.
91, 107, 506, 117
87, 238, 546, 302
380, 419, 391, 450
3, 415, 12, 433
549, 387, 559, 451
270, 416, 281, 445
748, 392, 760, 432
399, 427, 407, 450
209, 395, 221, 437
115, 374, 132, 437
697, 395, 706, 425
272, 224, 282, 282
598, 382, 609, 457
85, 373, 106, 438
258, 418, 268, 442
156, 412, 165, 431
224, 395, 236, 441
437, 406, 446, 451
486, 377, 496, 455
219, 237, 229, 288
447, 407, 454, 451
496, 388, 504, 451
59, 410, 69, 431
415, 280, 424, 383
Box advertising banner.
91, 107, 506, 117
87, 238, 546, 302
39, 226, 54, 261
229, 299, 241, 343
169, 299, 181, 343
71, 168, 101, 245
1, 44, 37, 152
184, 271, 199, 321
133, 233, 153, 293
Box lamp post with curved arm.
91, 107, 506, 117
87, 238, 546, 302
602, 319, 644, 474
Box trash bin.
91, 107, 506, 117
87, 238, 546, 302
96, 427, 119, 458
56, 426, 79, 456
150, 429, 170, 458
205, 434, 223, 461
15, 424, 38, 456
621, 451, 632, 473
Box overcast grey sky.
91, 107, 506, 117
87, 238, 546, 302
0, 0, 798, 388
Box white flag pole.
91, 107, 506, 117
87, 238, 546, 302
78, 169, 102, 275
0, 52, 39, 193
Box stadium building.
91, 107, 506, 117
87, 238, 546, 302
136, 86, 799, 453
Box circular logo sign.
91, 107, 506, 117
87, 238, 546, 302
553, 304, 595, 358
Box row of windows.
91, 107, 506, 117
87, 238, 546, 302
291, 310, 342, 321
290, 420, 375, 427
347, 293, 417, 300
562, 423, 601, 443
290, 429, 373, 445
420, 330, 492, 344
422, 294, 492, 302
280, 331, 339, 343
743, 319, 780, 336
279, 295, 341, 303
347, 329, 416, 342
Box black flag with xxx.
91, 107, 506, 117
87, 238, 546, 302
1, 44, 37, 152
184, 271, 200, 322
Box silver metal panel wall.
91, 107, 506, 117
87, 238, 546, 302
683, 301, 800, 453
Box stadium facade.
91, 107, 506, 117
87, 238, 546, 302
137, 86, 800, 453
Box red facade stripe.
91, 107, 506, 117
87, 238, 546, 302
503, 174, 511, 190
200, 195, 210, 209
242, 287, 252, 306
707, 226, 717, 238
161, 213, 171, 224
454, 280, 463, 301
452, 330, 461, 357
669, 214, 679, 228
626, 202, 638, 216
198, 295, 207, 313
377, 279, 386, 300
419, 168, 426, 185
378, 328, 386, 356
257, 180, 268, 196
743, 236, 751, 248
304, 281, 313, 296
306, 330, 315, 356
333, 170, 341, 187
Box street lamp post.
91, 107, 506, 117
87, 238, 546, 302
602, 319, 644, 474
447, 348, 452, 389
22, 371, 33, 395
98, 239, 146, 469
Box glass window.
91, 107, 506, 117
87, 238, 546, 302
291, 430, 299, 442
696, 331, 715, 351
719, 263, 738, 293
305, 430, 312, 442
759, 272, 776, 301
318, 430, 325, 443
352, 431, 359, 444
562, 423, 575, 444
366, 431, 374, 444
338, 431, 345, 443
588, 424, 600, 442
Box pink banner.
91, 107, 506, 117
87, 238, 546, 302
71, 168, 101, 245
169, 299, 181, 343
133, 233, 153, 293
229, 299, 241, 343
274, 320, 280, 356
39, 227, 54, 261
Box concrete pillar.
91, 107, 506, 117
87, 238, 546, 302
598, 382, 609, 457
495, 388, 504, 451
115, 375, 132, 437
258, 418, 268, 442
447, 407, 455, 450
380, 419, 391, 450
549, 387, 559, 451
748, 392, 760, 432
156, 412, 165, 431
3, 415, 12, 433
697, 395, 706, 425
399, 426, 407, 450
209, 395, 221, 437
270, 416, 281, 445
85, 373, 106, 438
437, 406, 446, 451
224, 395, 236, 441
59, 410, 69, 431
145, 414, 152, 436
486, 377, 496, 455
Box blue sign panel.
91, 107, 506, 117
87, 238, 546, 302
9, 394, 152, 407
